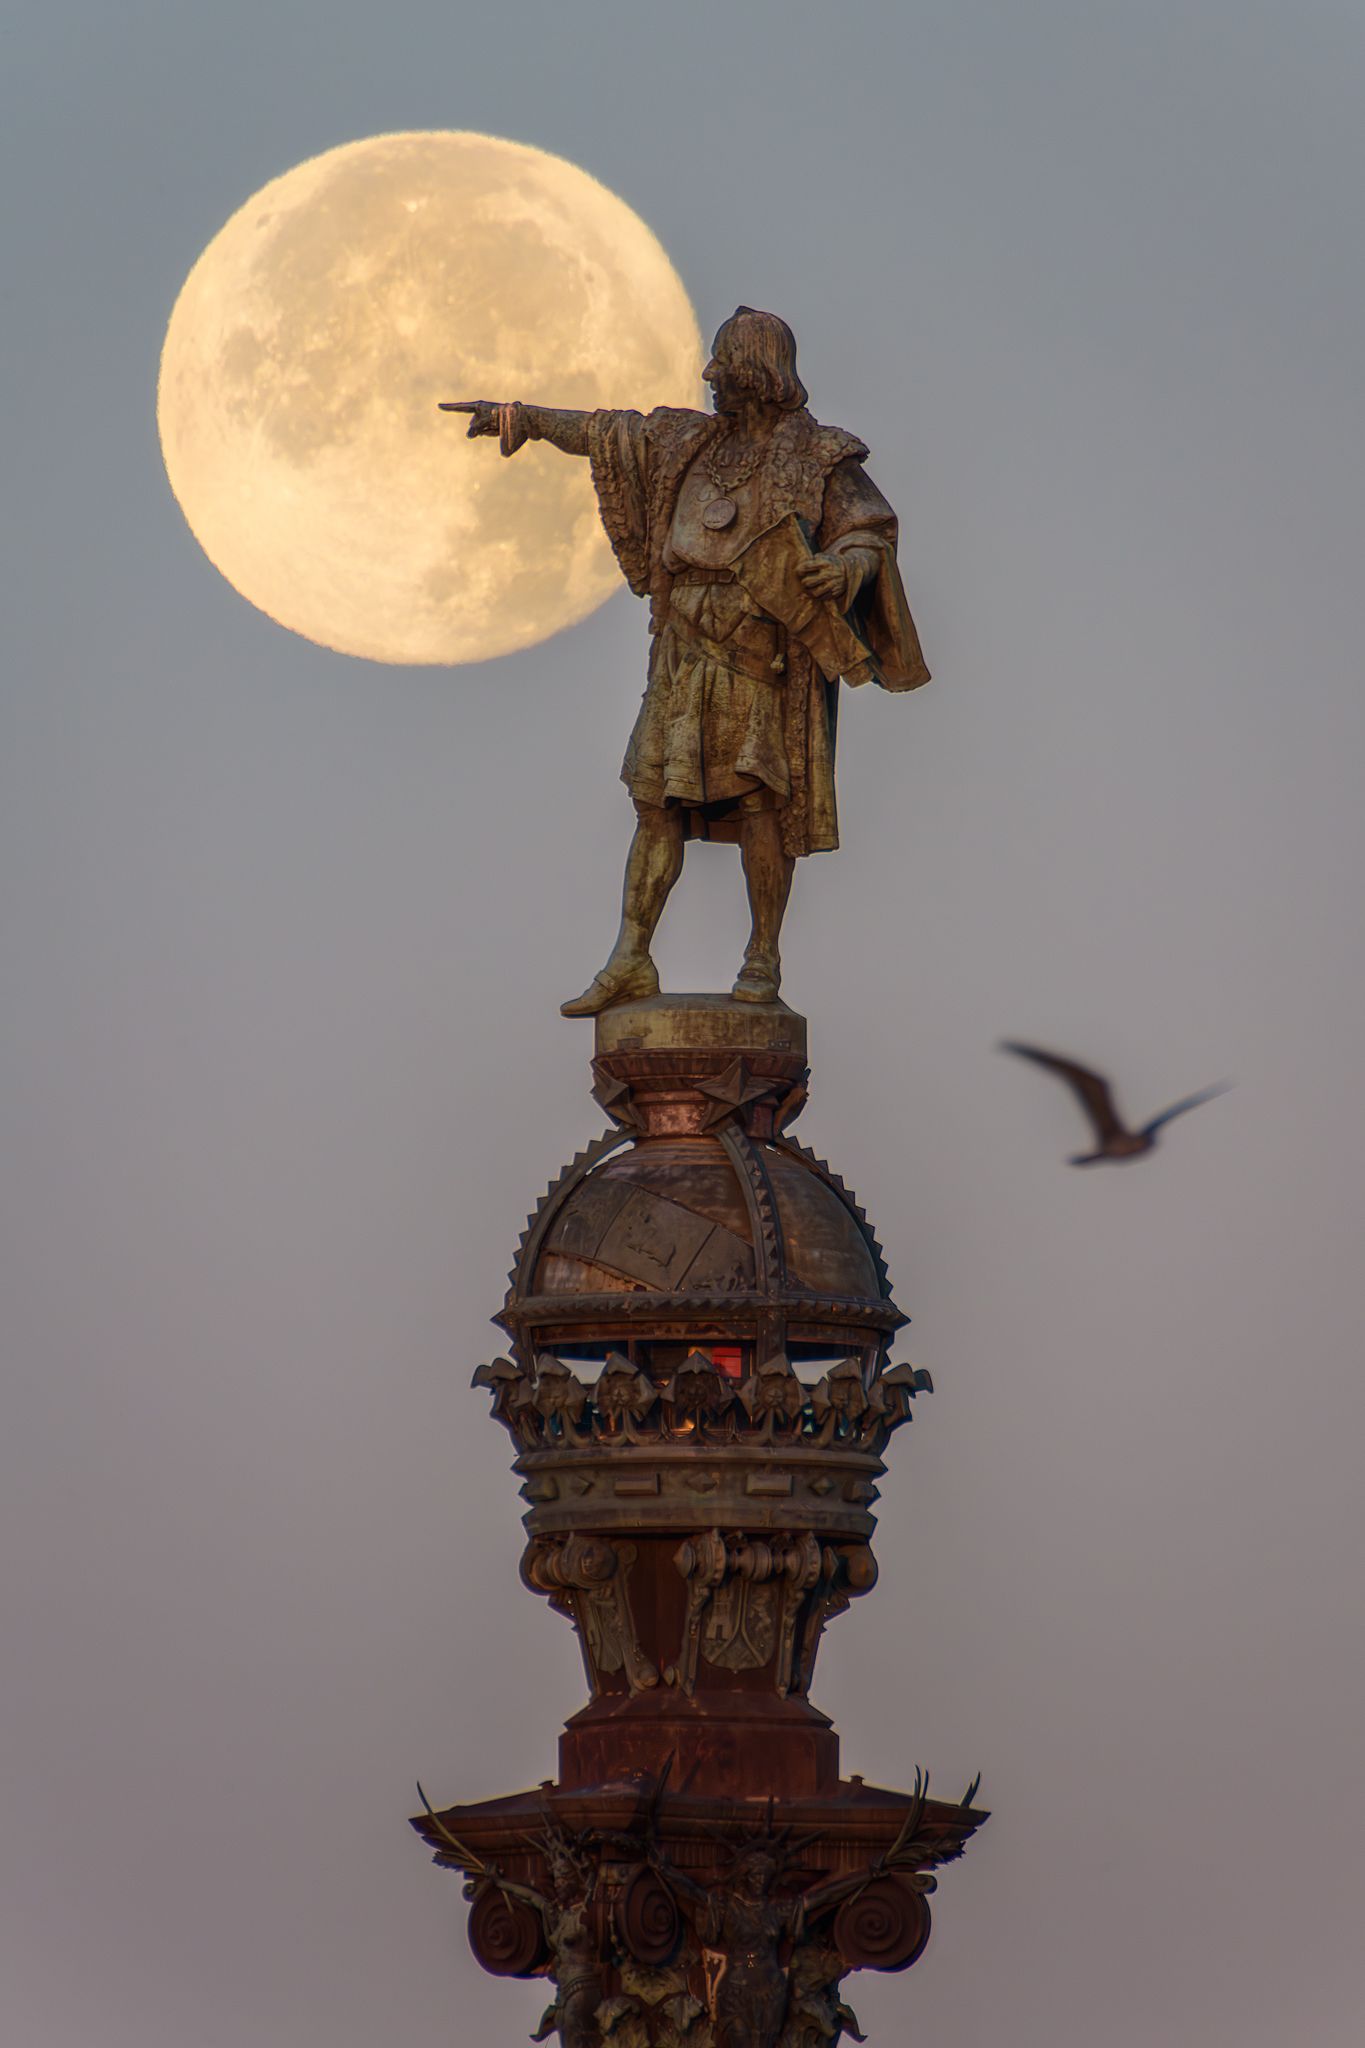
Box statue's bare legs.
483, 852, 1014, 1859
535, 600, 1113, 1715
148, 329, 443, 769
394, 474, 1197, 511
560, 804, 682, 1016
733, 806, 794, 1004
561, 796, 794, 1017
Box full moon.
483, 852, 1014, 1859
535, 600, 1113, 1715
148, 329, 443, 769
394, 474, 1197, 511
157, 132, 703, 664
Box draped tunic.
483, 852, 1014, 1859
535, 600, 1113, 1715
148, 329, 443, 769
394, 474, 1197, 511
585, 405, 929, 857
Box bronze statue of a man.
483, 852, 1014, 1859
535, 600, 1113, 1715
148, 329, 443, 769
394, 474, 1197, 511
445, 307, 929, 1015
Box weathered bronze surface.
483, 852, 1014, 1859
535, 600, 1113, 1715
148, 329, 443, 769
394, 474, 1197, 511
420, 296, 973, 2048
413, 1002, 985, 2044
443, 308, 930, 1014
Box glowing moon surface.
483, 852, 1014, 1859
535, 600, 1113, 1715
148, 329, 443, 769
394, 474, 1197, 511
157, 132, 703, 664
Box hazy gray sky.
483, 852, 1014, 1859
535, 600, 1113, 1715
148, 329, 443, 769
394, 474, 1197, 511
4, 3, 1364, 2044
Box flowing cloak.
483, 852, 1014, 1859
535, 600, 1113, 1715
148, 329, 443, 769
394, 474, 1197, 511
585, 405, 929, 857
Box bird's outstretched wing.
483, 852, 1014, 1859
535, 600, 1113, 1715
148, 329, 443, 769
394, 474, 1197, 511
1140, 1081, 1232, 1138
999, 1042, 1127, 1146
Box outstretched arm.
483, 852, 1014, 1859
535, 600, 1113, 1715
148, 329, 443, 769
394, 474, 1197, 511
439, 399, 590, 457
646, 1841, 710, 1910
799, 1863, 884, 1921
801, 1776, 940, 1921
479, 1866, 551, 1916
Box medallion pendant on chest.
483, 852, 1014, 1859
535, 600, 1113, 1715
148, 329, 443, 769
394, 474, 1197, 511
701, 434, 765, 532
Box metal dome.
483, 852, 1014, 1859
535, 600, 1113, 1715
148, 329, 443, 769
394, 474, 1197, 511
497, 997, 904, 1366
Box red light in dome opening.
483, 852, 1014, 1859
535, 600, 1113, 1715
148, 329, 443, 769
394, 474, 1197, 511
711, 1346, 743, 1379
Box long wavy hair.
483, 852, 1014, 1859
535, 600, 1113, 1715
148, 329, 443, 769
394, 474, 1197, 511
713, 306, 808, 411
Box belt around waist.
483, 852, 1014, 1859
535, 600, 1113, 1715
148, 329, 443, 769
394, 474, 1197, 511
669, 565, 737, 585
663, 604, 783, 684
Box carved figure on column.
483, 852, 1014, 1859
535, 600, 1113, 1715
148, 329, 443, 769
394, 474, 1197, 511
442, 307, 930, 1013
647, 1825, 927, 2048
473, 1825, 604, 2048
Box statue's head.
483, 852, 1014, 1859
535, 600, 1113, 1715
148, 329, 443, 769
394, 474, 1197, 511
705, 307, 808, 414
733, 1846, 780, 1898
544, 1831, 590, 1902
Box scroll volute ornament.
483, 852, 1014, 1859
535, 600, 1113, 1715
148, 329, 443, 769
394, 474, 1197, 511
833, 1873, 932, 1973
467, 1883, 549, 1977
616, 1863, 683, 1968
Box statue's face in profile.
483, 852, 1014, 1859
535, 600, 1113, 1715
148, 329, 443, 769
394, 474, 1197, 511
703, 327, 746, 415
704, 308, 803, 419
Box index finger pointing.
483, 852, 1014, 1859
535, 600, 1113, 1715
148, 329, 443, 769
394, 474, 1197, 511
438, 401, 477, 412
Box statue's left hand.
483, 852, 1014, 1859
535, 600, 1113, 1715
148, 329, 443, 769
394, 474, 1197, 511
797, 553, 850, 603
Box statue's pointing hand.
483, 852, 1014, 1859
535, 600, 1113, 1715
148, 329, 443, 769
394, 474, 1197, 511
439, 398, 499, 434
439, 399, 529, 456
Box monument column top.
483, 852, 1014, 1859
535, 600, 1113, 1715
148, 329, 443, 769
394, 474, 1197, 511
593, 991, 807, 1060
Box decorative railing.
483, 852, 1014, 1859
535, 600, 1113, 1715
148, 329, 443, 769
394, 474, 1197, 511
473, 1350, 933, 1456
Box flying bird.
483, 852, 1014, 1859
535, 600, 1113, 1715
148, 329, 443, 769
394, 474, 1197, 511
1000, 1042, 1230, 1165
